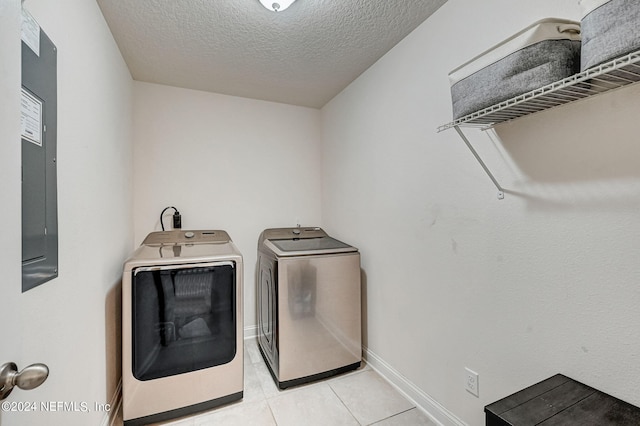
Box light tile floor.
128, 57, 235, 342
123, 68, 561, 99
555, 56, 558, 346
120, 339, 436, 426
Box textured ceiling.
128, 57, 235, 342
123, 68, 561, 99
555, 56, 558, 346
97, 0, 447, 108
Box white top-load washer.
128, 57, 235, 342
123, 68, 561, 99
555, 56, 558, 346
122, 230, 243, 425
257, 227, 362, 389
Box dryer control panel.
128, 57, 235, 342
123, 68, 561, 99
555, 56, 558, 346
142, 230, 231, 246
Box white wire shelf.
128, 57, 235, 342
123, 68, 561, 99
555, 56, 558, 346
437, 49, 640, 132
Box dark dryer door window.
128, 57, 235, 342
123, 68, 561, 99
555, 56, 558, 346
132, 262, 236, 381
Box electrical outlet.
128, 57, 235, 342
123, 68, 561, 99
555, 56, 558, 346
465, 367, 479, 397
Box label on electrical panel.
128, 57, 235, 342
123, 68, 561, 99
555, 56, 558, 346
21, 8, 40, 57
21, 88, 43, 146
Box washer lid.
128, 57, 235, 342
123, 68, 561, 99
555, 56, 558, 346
265, 236, 357, 257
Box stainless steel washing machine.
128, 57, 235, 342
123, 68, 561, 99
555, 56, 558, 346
257, 227, 361, 389
122, 230, 243, 425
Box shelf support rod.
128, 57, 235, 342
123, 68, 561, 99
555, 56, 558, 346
454, 125, 505, 200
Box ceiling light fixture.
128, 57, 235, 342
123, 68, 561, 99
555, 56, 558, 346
259, 0, 298, 12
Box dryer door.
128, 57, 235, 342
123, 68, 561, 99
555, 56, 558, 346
131, 261, 237, 381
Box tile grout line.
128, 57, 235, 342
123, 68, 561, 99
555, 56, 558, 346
264, 397, 279, 426
367, 407, 418, 426
326, 382, 365, 426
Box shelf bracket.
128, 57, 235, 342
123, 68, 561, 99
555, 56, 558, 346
453, 125, 504, 200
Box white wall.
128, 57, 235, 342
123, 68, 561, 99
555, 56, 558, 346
132, 81, 322, 330
321, 0, 640, 425
0, 0, 133, 425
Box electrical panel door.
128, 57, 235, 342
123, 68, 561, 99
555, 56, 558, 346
21, 11, 58, 292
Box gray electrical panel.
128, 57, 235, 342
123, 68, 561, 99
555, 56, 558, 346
21, 17, 58, 292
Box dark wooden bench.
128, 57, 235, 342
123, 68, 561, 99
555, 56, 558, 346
485, 374, 640, 425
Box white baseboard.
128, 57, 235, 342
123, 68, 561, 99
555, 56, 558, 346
244, 324, 258, 340
101, 379, 122, 426
363, 346, 467, 426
